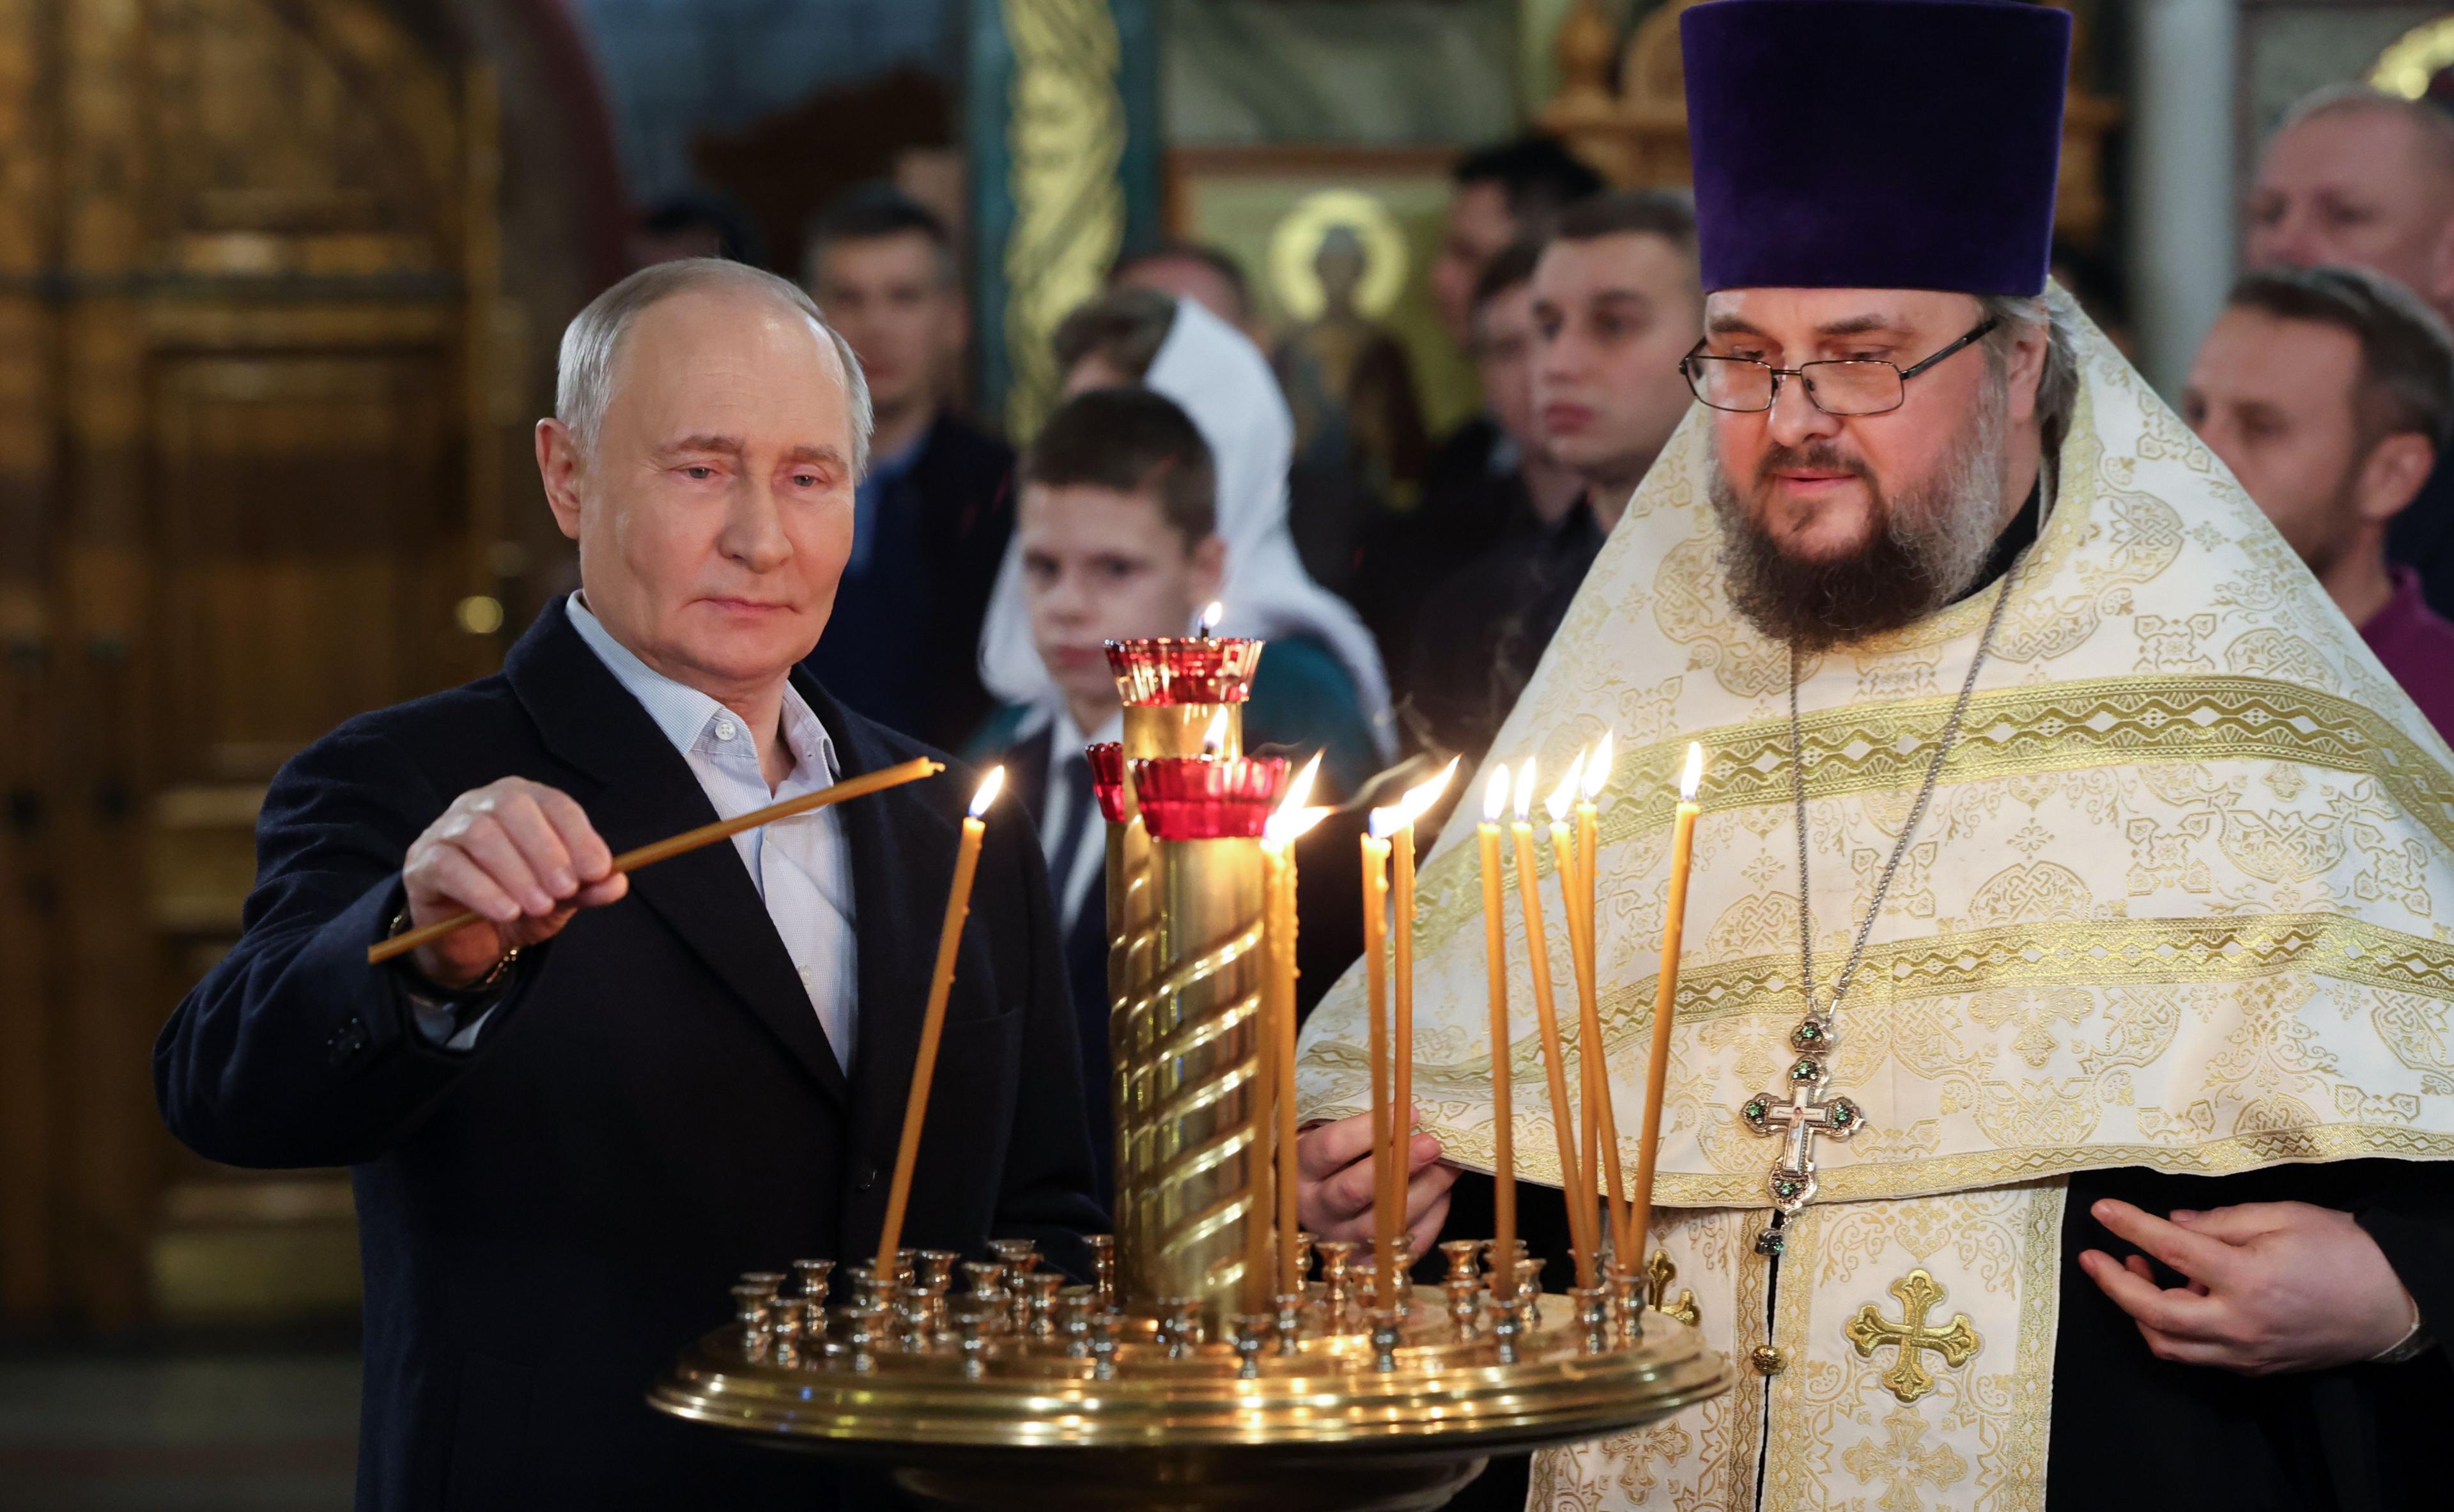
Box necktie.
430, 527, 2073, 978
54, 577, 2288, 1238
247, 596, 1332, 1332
1048, 752, 1098, 930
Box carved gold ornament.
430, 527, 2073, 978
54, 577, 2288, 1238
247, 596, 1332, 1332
1642, 1249, 1699, 1327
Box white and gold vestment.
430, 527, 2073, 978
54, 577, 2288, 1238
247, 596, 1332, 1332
1294, 296, 2454, 1509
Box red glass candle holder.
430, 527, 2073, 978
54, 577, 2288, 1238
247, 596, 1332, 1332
1084, 742, 1129, 822
1105, 637, 1263, 706
1129, 755, 1288, 841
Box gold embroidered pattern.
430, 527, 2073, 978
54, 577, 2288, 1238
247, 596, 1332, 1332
1839, 1409, 1970, 1512
1846, 1269, 1982, 1404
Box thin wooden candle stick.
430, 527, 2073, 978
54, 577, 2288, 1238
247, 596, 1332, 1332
370, 755, 944, 965
1476, 766, 1517, 1299
1630, 744, 1706, 1265
874, 768, 1004, 1273
1510, 762, 1594, 1290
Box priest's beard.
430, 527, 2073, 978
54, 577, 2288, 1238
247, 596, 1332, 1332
1707, 385, 2010, 654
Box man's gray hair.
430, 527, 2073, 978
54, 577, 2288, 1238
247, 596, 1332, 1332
2278, 83, 2454, 182
555, 257, 875, 476
1976, 291, 2080, 469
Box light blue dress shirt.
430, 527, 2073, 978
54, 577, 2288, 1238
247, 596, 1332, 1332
561, 596, 861, 1065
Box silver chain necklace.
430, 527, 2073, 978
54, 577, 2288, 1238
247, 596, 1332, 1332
1741, 560, 2019, 1248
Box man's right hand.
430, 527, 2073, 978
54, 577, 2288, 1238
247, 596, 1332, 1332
399, 778, 627, 989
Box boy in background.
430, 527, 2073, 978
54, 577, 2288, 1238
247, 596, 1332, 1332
976, 387, 1376, 1187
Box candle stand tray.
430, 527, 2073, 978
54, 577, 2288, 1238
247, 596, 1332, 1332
651, 1276, 1727, 1511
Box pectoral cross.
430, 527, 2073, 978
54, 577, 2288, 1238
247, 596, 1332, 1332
1740, 1062, 1865, 1212
1844, 1268, 1981, 1404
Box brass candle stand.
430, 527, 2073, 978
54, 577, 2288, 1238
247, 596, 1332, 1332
651, 634, 1730, 1509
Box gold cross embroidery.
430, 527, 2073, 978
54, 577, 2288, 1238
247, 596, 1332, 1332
1643, 1251, 1699, 1327
1844, 1269, 1980, 1404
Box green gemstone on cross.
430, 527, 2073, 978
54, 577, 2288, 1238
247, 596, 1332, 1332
1745, 1100, 1768, 1121
1789, 1058, 1821, 1083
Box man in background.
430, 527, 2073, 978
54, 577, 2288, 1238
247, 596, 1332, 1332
2186, 263, 2454, 734
2250, 86, 2454, 615
1414, 137, 1606, 610
1351, 239, 1583, 706
799, 186, 1013, 749
1409, 191, 1704, 762
1112, 240, 1265, 348
1428, 135, 1607, 351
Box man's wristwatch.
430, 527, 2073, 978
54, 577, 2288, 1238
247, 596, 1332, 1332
2370, 1292, 2434, 1365
383, 907, 520, 1002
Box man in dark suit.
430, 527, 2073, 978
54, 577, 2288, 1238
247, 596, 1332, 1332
799, 187, 1014, 748
155, 258, 1102, 1511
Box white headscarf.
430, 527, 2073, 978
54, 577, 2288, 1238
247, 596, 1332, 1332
977, 296, 1396, 758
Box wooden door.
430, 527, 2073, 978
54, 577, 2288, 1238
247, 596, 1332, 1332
0, 0, 521, 1331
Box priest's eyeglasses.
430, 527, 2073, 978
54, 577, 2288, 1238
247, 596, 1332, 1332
1679, 318, 2000, 417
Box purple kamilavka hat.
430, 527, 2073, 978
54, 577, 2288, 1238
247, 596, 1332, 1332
1680, 0, 2071, 295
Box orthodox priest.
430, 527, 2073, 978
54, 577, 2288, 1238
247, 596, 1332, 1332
1293, 2, 2454, 1508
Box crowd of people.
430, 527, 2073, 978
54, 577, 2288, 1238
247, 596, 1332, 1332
753, 96, 2454, 1172
783, 89, 2454, 833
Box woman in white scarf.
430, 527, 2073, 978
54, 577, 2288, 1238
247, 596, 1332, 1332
976, 295, 1397, 763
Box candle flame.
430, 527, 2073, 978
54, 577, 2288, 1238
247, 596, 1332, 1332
1482, 763, 1511, 823
1679, 741, 1706, 802
1511, 758, 1538, 823
1400, 755, 1460, 827
1198, 599, 1224, 637
1274, 751, 1323, 815
1265, 805, 1333, 847
1201, 708, 1230, 755
1545, 749, 1584, 824
1368, 805, 1401, 840
969, 765, 1007, 817
1582, 731, 1614, 803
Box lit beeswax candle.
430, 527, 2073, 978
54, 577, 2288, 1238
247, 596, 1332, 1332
1510, 760, 1596, 1290
1630, 743, 1706, 1263
1575, 736, 1632, 1264
1361, 814, 1394, 1308
1476, 765, 1517, 1298
1385, 758, 1456, 1277
1262, 755, 1328, 1301
876, 767, 1005, 1274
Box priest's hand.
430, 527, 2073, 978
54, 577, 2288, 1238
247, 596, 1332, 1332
2078, 1198, 2418, 1375
401, 777, 628, 989
1295, 1109, 1458, 1255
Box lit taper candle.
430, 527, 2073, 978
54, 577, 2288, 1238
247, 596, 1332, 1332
1547, 751, 1624, 1270
1576, 735, 1633, 1263
876, 766, 1005, 1274
1361, 804, 1394, 1307
1510, 759, 1596, 1289
1630, 743, 1706, 1265
1387, 757, 1457, 1264
1476, 765, 1517, 1298
1260, 754, 1329, 1302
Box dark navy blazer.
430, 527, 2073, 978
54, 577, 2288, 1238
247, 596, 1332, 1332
155, 598, 1102, 1511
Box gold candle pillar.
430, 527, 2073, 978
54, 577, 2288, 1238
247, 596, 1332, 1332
1103, 636, 1260, 1309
